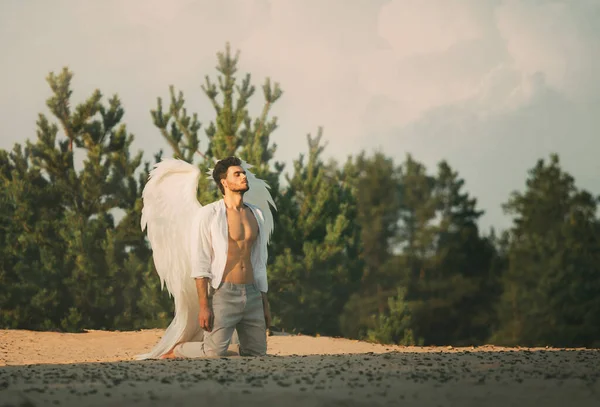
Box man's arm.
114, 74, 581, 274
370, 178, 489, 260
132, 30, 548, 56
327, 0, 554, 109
196, 277, 213, 332
190, 211, 214, 331
190, 210, 213, 280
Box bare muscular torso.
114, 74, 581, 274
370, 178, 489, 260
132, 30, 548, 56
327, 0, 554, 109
222, 205, 259, 284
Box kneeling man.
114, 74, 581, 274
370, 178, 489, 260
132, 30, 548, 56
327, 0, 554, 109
163, 156, 271, 358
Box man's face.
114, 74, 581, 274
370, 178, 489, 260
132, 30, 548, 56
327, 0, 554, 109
223, 165, 249, 193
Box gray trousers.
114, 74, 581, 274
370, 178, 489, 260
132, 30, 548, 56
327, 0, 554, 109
174, 282, 267, 358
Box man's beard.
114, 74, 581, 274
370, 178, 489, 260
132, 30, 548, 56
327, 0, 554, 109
231, 183, 249, 193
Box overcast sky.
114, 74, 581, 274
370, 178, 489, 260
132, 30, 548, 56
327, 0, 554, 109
1, 0, 598, 231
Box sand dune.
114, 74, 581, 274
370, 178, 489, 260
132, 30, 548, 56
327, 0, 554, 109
1, 329, 599, 406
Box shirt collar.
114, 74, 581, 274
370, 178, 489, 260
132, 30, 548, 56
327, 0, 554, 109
217, 199, 262, 230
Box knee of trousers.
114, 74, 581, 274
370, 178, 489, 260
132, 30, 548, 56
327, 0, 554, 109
240, 347, 267, 357
240, 340, 267, 357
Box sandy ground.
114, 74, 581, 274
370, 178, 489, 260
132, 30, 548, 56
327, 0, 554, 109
1, 329, 599, 406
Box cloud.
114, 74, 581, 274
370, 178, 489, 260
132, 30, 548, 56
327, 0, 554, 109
0, 0, 598, 230
496, 0, 600, 102
378, 0, 488, 57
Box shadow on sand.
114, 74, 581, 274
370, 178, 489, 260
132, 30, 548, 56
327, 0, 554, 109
1, 349, 599, 407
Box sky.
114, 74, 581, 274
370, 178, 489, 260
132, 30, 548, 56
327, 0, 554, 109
1, 0, 598, 232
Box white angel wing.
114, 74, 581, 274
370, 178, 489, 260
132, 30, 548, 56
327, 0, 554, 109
136, 158, 203, 360
240, 159, 277, 240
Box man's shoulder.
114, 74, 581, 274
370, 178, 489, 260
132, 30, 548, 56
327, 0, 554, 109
202, 200, 222, 212
244, 201, 258, 211
244, 202, 265, 221
197, 200, 222, 222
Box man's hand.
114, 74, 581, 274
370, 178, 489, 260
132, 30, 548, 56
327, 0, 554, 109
196, 278, 213, 332
261, 292, 271, 329
198, 305, 214, 332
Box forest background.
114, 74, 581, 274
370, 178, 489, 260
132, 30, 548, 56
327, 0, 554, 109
2, 44, 599, 348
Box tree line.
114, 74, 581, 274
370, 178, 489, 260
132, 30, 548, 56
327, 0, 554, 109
1, 44, 599, 348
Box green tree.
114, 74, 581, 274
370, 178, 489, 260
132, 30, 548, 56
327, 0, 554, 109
389, 154, 438, 343
493, 154, 600, 347
409, 161, 497, 345
396, 154, 438, 282
150, 42, 283, 204
367, 287, 421, 345
0, 145, 67, 330
339, 152, 401, 338
0, 67, 152, 331
359, 155, 499, 346
268, 130, 361, 335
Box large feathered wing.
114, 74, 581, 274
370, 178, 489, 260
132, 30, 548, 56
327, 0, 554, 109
239, 159, 277, 241
136, 158, 204, 360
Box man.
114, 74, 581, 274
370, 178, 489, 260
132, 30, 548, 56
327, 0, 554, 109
161, 156, 271, 358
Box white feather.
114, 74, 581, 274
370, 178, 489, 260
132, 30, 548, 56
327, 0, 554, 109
136, 158, 203, 360
239, 159, 277, 241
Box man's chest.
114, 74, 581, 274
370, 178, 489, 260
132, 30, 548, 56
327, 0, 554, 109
225, 208, 259, 243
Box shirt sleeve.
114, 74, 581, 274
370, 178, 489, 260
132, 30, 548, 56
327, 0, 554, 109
190, 209, 213, 280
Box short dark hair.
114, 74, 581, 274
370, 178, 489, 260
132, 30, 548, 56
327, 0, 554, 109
213, 156, 242, 195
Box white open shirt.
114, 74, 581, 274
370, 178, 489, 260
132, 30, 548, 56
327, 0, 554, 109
189, 199, 268, 293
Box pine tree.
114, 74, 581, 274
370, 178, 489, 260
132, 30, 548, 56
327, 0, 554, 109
0, 145, 66, 329
150, 42, 283, 204
360, 155, 499, 346
367, 287, 421, 345
268, 130, 361, 335
390, 154, 438, 341
397, 154, 438, 279
339, 152, 401, 338
493, 154, 600, 347
0, 67, 150, 331
411, 161, 497, 345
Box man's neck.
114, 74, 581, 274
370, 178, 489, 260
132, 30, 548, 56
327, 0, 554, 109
223, 193, 245, 211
